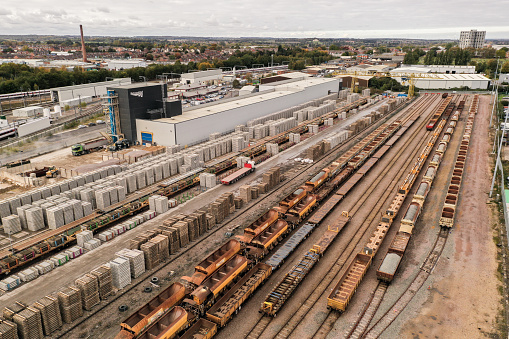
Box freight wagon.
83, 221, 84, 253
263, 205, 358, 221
220, 162, 255, 185
240, 209, 279, 243
179, 318, 217, 339
182, 240, 241, 287
185, 255, 250, 313
206, 263, 272, 327
285, 194, 317, 224
276, 187, 308, 214
327, 253, 372, 312
118, 282, 186, 338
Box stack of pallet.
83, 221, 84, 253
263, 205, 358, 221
306, 143, 324, 161
75, 275, 100, 311
110, 257, 132, 289
12, 306, 43, 339
172, 221, 189, 247
32, 296, 62, 336
140, 241, 159, 270
57, 287, 83, 323
3, 301, 26, 320
238, 185, 251, 203
262, 167, 280, 190
90, 266, 113, 300
116, 249, 146, 278
158, 225, 180, 254
0, 319, 17, 339
150, 235, 169, 261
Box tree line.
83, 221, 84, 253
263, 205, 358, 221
0, 47, 332, 94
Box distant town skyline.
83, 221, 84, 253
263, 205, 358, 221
1, 0, 508, 39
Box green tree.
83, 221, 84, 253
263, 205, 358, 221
501, 61, 509, 73
496, 48, 508, 58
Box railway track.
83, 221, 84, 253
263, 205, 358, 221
337, 95, 469, 339
57, 96, 410, 337
243, 94, 442, 339
360, 228, 449, 339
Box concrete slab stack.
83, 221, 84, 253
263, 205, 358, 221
154, 196, 169, 214
289, 133, 301, 144
84, 239, 101, 251
95, 189, 111, 210
82, 202, 93, 217
75, 274, 100, 311
136, 171, 147, 189
61, 203, 74, 225
16, 205, 32, 229
25, 207, 44, 231
116, 249, 145, 278
76, 230, 93, 247
18, 268, 39, 283
3, 215, 22, 234
266, 143, 279, 156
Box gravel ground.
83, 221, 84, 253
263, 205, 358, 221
387, 95, 501, 338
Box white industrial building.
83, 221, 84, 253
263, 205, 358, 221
398, 65, 476, 74
12, 106, 44, 117
105, 59, 148, 70
392, 73, 490, 90
180, 69, 222, 85
51, 78, 131, 102
135, 77, 340, 146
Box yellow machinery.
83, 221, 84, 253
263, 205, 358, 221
46, 166, 58, 178
333, 70, 441, 98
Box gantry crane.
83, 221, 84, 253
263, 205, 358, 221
333, 70, 441, 98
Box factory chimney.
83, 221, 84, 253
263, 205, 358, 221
80, 25, 88, 63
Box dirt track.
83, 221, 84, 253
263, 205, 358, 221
395, 95, 501, 338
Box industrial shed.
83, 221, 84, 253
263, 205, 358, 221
50, 78, 131, 103
135, 77, 339, 146
392, 73, 490, 90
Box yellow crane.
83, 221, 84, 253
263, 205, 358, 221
333, 70, 441, 98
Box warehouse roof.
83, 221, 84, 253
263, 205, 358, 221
391, 73, 490, 81
157, 90, 295, 124
270, 77, 337, 90
53, 78, 131, 91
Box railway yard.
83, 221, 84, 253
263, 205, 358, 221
0, 90, 501, 339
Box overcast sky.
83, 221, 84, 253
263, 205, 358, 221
1, 0, 509, 39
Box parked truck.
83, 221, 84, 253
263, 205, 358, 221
71, 136, 108, 156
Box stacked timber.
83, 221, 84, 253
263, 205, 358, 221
90, 266, 113, 300
140, 241, 159, 270
58, 287, 83, 323
150, 235, 170, 261
75, 275, 100, 311
3, 302, 26, 320
262, 167, 280, 190
32, 296, 62, 336
0, 319, 17, 339
12, 306, 43, 339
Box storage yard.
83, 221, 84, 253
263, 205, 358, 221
0, 88, 500, 339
